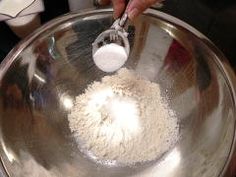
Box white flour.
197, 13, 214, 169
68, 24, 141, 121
93, 43, 128, 73
68, 68, 179, 165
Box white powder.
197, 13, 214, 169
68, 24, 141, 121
93, 43, 128, 73
68, 68, 179, 165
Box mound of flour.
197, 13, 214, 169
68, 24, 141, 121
68, 68, 179, 164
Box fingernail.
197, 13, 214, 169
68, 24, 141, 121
128, 8, 139, 20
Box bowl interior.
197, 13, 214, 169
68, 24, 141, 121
0, 10, 235, 177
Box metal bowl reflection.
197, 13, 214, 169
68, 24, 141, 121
0, 9, 235, 177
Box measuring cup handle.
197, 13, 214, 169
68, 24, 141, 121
119, 13, 128, 27
118, 0, 130, 27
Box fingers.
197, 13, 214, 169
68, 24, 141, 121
111, 0, 126, 19
127, 0, 160, 20
96, 0, 125, 19
99, 0, 162, 20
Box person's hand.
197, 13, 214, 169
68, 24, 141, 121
113, 0, 163, 20
98, 0, 163, 20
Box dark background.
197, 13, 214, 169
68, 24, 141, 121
0, 0, 235, 68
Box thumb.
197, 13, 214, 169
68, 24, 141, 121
127, 0, 158, 20
112, 0, 126, 19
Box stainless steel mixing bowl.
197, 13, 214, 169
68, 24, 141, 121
0, 9, 236, 177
